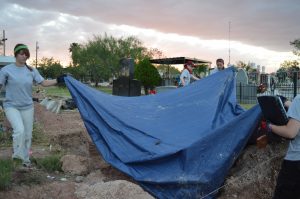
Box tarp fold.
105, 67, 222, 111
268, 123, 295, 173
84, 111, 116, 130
65, 67, 261, 199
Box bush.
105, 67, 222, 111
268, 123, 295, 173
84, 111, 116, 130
0, 159, 13, 190
33, 155, 63, 172
32, 123, 48, 144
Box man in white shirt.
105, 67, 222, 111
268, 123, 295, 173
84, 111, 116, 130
179, 61, 199, 87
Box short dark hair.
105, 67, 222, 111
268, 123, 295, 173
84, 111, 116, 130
216, 58, 224, 64
14, 43, 32, 71
14, 43, 30, 58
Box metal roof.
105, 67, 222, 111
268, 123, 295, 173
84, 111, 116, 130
150, 57, 212, 65
0, 56, 15, 66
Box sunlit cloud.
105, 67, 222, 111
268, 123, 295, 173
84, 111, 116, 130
1, 1, 299, 73
108, 24, 298, 72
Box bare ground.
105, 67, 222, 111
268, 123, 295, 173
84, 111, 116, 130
0, 102, 288, 199
0, 103, 137, 199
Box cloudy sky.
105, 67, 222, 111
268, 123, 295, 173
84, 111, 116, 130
0, 0, 299, 72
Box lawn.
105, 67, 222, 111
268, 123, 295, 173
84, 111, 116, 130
42, 85, 112, 97
240, 104, 256, 110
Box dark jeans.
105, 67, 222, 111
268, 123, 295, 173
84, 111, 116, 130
273, 160, 300, 199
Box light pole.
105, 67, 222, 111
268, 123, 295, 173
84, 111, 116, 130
1, 30, 8, 56
35, 41, 39, 68
228, 21, 231, 65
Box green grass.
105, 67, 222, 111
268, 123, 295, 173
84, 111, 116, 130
0, 131, 12, 146
0, 155, 63, 190
32, 123, 48, 144
95, 86, 112, 94
0, 159, 13, 190
0, 123, 47, 147
42, 85, 112, 97
240, 104, 256, 110
43, 86, 71, 98
32, 154, 63, 172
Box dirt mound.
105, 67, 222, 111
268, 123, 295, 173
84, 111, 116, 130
34, 103, 90, 156
0, 181, 76, 199
75, 180, 154, 199
218, 140, 288, 199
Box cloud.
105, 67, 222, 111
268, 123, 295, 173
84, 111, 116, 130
107, 24, 299, 72
0, 0, 299, 72
6, 0, 300, 51
0, 3, 110, 64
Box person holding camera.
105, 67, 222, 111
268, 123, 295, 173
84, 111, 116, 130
267, 95, 300, 198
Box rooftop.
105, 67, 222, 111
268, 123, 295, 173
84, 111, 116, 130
150, 57, 212, 65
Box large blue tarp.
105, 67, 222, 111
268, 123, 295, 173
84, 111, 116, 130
65, 67, 262, 199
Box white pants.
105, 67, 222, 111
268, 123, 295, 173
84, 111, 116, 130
4, 106, 34, 164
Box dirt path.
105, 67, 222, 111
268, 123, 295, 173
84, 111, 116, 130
1, 103, 150, 199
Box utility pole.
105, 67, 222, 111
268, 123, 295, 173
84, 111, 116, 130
1, 30, 8, 56
35, 41, 39, 68
228, 21, 231, 65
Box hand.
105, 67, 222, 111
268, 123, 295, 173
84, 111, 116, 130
261, 120, 272, 133
56, 74, 68, 84
277, 95, 287, 104
266, 121, 272, 133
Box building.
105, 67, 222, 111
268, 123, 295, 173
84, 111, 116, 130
0, 55, 15, 68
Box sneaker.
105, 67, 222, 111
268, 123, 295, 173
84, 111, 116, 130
23, 162, 34, 169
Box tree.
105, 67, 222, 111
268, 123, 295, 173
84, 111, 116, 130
291, 39, 300, 56
193, 64, 209, 77
146, 48, 165, 59
38, 57, 63, 79
236, 60, 254, 71
135, 58, 161, 95
156, 64, 180, 76
277, 60, 300, 80
70, 34, 149, 86
276, 39, 300, 81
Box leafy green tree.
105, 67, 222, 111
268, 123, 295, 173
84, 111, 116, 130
135, 58, 161, 95
146, 48, 165, 59
236, 60, 254, 71
277, 60, 300, 80
193, 64, 209, 77
291, 39, 300, 56
276, 67, 288, 82
38, 57, 63, 79
275, 39, 300, 81
70, 34, 149, 86
156, 64, 180, 76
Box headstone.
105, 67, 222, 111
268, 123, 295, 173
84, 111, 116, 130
236, 68, 256, 104
119, 58, 134, 80
113, 58, 141, 96
236, 68, 248, 84
112, 76, 141, 96
260, 74, 268, 85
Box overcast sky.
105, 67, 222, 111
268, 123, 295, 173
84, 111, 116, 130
0, 0, 299, 72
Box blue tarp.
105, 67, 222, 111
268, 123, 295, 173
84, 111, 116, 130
65, 67, 262, 199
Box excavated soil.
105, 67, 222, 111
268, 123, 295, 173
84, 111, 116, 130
0, 103, 289, 199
